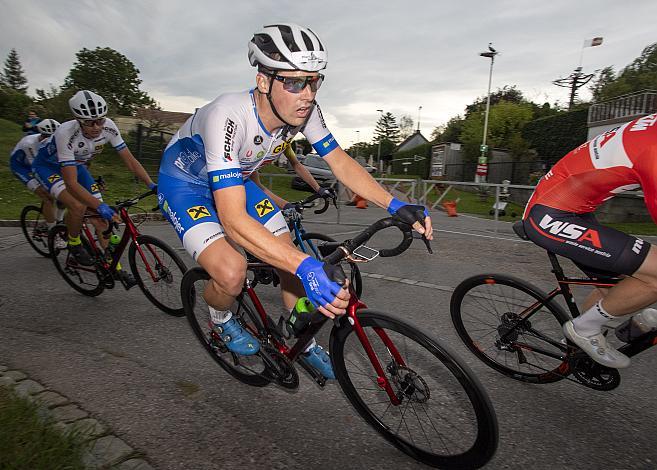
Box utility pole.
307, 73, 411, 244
553, 67, 594, 110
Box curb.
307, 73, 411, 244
0, 365, 155, 470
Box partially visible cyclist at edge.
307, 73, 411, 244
10, 118, 62, 231
522, 113, 657, 368
158, 23, 432, 379
31, 90, 157, 286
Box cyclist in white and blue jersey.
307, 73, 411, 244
32, 90, 156, 270
158, 23, 433, 378
10, 119, 61, 229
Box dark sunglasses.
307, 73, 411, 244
78, 118, 106, 127
272, 74, 324, 93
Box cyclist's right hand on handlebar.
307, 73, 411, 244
295, 257, 350, 319
96, 203, 117, 221
317, 187, 336, 200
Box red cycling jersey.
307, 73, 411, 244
524, 113, 657, 221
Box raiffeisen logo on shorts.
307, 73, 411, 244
163, 200, 184, 234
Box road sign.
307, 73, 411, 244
480, 144, 488, 153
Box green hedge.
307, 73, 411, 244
522, 109, 588, 162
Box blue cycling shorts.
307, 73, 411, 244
32, 162, 103, 201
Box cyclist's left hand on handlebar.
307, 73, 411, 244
317, 187, 337, 200
96, 203, 117, 222
387, 197, 433, 240
295, 257, 350, 319
148, 182, 157, 193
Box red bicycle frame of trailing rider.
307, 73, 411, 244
244, 282, 406, 405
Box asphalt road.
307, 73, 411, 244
1, 206, 656, 469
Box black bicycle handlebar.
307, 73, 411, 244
321, 217, 422, 265
114, 188, 157, 209
288, 191, 333, 215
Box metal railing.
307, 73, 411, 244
588, 91, 657, 125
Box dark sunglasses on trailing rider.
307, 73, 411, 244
272, 74, 324, 93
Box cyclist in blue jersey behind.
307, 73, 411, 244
158, 23, 432, 379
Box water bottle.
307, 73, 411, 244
285, 297, 315, 337
107, 233, 121, 254
615, 308, 657, 343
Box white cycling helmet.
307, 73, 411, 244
69, 90, 108, 119
36, 119, 61, 136
248, 23, 327, 72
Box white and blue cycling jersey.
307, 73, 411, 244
32, 118, 126, 169
159, 89, 338, 189
10, 134, 45, 190
157, 89, 340, 261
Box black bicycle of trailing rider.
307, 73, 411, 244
182, 215, 498, 469
47, 189, 188, 316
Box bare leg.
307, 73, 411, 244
56, 190, 86, 238
35, 187, 55, 223
581, 287, 610, 312
197, 237, 246, 310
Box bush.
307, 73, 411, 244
522, 109, 588, 162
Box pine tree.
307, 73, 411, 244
373, 112, 401, 144
1, 49, 28, 94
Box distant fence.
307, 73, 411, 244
128, 124, 174, 177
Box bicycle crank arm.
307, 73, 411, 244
297, 355, 327, 387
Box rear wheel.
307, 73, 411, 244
48, 225, 105, 297
182, 267, 271, 387
331, 310, 498, 469
129, 234, 188, 316
450, 274, 570, 383
21, 205, 50, 257
297, 232, 363, 297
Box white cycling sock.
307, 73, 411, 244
572, 300, 614, 337
209, 306, 232, 324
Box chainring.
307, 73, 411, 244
569, 355, 621, 391
260, 343, 299, 389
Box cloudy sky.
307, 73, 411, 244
2, 0, 656, 147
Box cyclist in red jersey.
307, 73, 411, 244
523, 112, 657, 368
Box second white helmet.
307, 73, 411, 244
69, 90, 108, 119
248, 23, 327, 72
36, 119, 60, 136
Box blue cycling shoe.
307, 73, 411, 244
214, 318, 260, 356
303, 344, 335, 380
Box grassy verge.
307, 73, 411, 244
0, 387, 88, 469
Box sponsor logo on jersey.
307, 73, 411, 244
256, 150, 265, 158
163, 200, 184, 234
174, 148, 202, 171
103, 126, 118, 137
94, 144, 104, 153
223, 118, 235, 161
78, 142, 85, 148
246, 149, 253, 158
315, 104, 327, 129
322, 135, 335, 149
255, 198, 275, 217
537, 214, 602, 248
211, 170, 242, 183
47, 173, 61, 183
630, 113, 657, 132
254, 135, 263, 145
272, 141, 289, 155
187, 205, 211, 221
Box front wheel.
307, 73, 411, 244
129, 234, 188, 316
182, 267, 271, 387
330, 310, 498, 469
450, 274, 570, 383
48, 225, 105, 297
297, 232, 363, 297
21, 205, 50, 257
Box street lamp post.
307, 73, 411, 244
376, 109, 383, 172
355, 130, 360, 160
476, 43, 499, 184
417, 106, 422, 132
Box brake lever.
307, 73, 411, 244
422, 235, 433, 254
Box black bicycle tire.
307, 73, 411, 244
48, 224, 104, 297
21, 205, 51, 257
450, 273, 570, 384
129, 234, 188, 316
330, 310, 498, 469
298, 232, 363, 297
181, 267, 271, 387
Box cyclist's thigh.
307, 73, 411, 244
243, 179, 289, 237
76, 165, 103, 202
32, 163, 67, 200
524, 204, 650, 275
630, 245, 657, 285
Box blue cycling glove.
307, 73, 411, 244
148, 182, 157, 192
96, 203, 116, 221
387, 197, 429, 224
295, 257, 345, 309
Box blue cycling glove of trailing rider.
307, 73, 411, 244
295, 257, 346, 309
387, 197, 429, 225
96, 203, 116, 221
148, 182, 157, 192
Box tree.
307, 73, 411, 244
373, 112, 401, 144
398, 114, 414, 140
1, 49, 28, 94
33, 86, 77, 122
64, 47, 155, 115
589, 43, 657, 101
431, 116, 464, 143
465, 85, 525, 116
460, 100, 533, 160
0, 84, 33, 123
